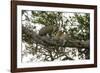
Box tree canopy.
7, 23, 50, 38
22, 10, 90, 62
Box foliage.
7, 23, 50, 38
22, 10, 90, 62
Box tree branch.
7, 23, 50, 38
22, 26, 89, 49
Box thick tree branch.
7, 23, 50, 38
22, 26, 89, 49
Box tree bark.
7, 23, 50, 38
22, 26, 89, 49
